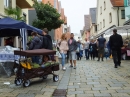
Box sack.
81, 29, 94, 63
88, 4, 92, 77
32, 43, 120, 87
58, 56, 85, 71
127, 50, 130, 56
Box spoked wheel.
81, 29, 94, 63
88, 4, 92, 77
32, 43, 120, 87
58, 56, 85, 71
43, 75, 48, 79
23, 80, 30, 87
14, 78, 22, 86
53, 75, 59, 82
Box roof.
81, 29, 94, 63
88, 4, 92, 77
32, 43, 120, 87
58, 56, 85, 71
90, 8, 97, 24
110, 0, 124, 7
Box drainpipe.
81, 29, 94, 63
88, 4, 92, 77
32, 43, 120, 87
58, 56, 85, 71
117, 7, 120, 26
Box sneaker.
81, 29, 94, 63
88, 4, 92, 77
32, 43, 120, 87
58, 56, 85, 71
74, 66, 76, 69
70, 65, 73, 67
62, 67, 66, 71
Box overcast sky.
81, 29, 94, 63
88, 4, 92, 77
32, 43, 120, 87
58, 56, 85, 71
59, 0, 97, 34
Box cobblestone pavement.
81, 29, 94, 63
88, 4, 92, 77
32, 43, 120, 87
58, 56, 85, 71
0, 58, 130, 97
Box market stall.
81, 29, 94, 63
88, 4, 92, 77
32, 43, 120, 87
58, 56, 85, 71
0, 17, 42, 77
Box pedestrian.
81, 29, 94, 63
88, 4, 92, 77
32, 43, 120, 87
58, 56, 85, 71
97, 35, 106, 61
57, 33, 69, 70
42, 28, 53, 50
68, 33, 78, 69
89, 39, 97, 60
29, 32, 42, 64
109, 29, 123, 68
80, 43, 84, 58
84, 38, 90, 60
76, 40, 81, 60
104, 46, 109, 60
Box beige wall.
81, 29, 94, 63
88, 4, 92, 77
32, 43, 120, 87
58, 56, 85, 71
96, 0, 125, 35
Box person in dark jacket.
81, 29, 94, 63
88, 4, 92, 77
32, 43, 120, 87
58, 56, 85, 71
109, 29, 123, 68
29, 32, 42, 64
42, 28, 53, 50
89, 39, 97, 60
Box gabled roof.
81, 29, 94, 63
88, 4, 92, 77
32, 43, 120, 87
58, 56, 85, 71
89, 8, 97, 24
110, 0, 124, 7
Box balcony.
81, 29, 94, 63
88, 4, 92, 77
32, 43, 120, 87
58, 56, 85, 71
16, 0, 33, 8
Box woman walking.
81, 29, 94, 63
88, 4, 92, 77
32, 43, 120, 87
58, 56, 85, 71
89, 39, 97, 60
58, 34, 69, 70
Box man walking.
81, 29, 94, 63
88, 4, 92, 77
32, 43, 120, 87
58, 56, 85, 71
68, 33, 78, 69
42, 28, 53, 50
109, 29, 123, 68
84, 38, 90, 60
97, 35, 106, 61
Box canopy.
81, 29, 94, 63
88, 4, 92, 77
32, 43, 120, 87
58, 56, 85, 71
0, 17, 42, 34
14, 49, 56, 56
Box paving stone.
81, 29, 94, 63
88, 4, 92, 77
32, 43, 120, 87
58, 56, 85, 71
67, 94, 75, 97
92, 87, 107, 91
68, 86, 79, 89
94, 93, 111, 96
76, 94, 94, 97
100, 90, 117, 93
67, 91, 83, 95
87, 82, 100, 85
41, 88, 55, 92
17, 93, 35, 97
84, 90, 100, 94
111, 93, 130, 97
116, 89, 130, 93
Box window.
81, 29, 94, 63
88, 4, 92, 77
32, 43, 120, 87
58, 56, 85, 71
100, 22, 102, 29
109, 13, 112, 23
4, 0, 12, 7
103, 19, 105, 27
104, 1, 106, 10
4, 0, 9, 7
128, 0, 130, 6
95, 25, 97, 32
97, 24, 99, 30
121, 10, 125, 19
100, 6, 102, 14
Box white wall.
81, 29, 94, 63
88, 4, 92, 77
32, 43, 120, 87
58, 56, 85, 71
96, 0, 125, 35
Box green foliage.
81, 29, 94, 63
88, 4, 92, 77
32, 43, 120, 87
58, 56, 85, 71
32, 0, 64, 31
4, 7, 24, 21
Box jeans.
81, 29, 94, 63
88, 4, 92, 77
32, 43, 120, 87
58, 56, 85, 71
32, 56, 40, 64
60, 53, 66, 67
112, 49, 121, 67
85, 49, 89, 59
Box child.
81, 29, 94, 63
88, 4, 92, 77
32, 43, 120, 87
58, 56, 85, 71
104, 47, 109, 60
41, 55, 52, 68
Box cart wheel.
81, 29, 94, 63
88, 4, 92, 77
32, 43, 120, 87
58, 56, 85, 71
23, 80, 30, 87
53, 75, 59, 82
14, 78, 22, 86
43, 75, 48, 79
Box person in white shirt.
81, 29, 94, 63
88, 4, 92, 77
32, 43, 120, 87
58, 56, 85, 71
84, 38, 90, 60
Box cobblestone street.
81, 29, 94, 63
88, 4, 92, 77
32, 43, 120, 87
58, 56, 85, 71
0, 58, 130, 97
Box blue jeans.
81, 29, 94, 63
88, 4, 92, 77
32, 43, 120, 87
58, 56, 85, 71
32, 56, 40, 64
85, 49, 89, 59
60, 53, 66, 67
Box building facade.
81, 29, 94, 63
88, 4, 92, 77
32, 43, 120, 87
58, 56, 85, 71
0, 0, 33, 47
124, 0, 130, 25
89, 8, 97, 37
96, 0, 125, 37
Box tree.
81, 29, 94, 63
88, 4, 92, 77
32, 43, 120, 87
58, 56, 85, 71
4, 7, 24, 21
32, 0, 64, 31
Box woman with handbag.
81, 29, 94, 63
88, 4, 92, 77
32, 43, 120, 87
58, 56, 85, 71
57, 34, 69, 70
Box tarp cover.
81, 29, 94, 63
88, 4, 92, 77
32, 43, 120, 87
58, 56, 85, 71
14, 49, 56, 56
0, 17, 42, 35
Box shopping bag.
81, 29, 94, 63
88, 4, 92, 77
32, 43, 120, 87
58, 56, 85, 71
127, 50, 130, 56
110, 54, 113, 58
